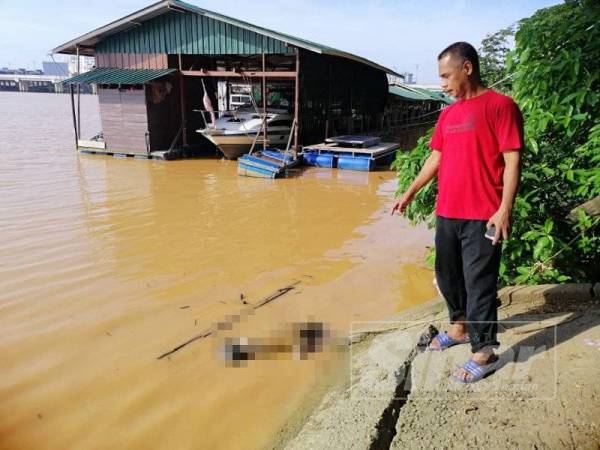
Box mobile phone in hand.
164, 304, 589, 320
485, 225, 496, 241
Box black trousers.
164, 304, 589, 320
435, 216, 501, 353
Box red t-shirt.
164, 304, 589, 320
430, 89, 524, 220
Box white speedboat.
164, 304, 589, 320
197, 105, 293, 160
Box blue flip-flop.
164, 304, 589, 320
450, 356, 500, 383
427, 332, 469, 351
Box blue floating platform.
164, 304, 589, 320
337, 155, 373, 171
302, 152, 336, 168
238, 149, 299, 179
302, 138, 399, 171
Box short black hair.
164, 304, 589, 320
438, 42, 480, 76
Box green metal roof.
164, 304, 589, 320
389, 84, 453, 104
389, 85, 431, 101
52, 0, 402, 78
61, 67, 176, 85
409, 86, 453, 104
95, 9, 294, 56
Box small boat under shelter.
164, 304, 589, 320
198, 106, 293, 160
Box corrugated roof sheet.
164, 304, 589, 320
60, 67, 176, 85
52, 0, 401, 77
409, 86, 453, 104
389, 84, 453, 104
389, 85, 431, 101
171, 0, 395, 73
95, 10, 294, 56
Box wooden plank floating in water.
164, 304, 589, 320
77, 139, 106, 149
78, 147, 153, 159
79, 147, 183, 160
157, 281, 301, 360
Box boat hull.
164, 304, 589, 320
202, 132, 289, 160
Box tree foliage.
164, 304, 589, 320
393, 0, 600, 285
478, 26, 515, 92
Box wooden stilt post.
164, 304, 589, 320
70, 84, 78, 149
294, 48, 300, 154
179, 53, 188, 147
76, 45, 81, 139
262, 52, 267, 151
326, 60, 332, 140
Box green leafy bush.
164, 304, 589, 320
391, 128, 437, 227
393, 0, 600, 285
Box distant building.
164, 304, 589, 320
43, 61, 69, 76
401, 72, 416, 84
68, 56, 95, 76
387, 71, 415, 86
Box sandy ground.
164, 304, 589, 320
283, 285, 600, 449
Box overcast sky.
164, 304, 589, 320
1, 0, 561, 83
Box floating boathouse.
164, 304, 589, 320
54, 0, 447, 159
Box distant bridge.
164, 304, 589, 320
0, 74, 67, 92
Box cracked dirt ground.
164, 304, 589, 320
285, 293, 600, 450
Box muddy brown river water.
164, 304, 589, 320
0, 92, 435, 449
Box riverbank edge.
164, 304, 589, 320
280, 282, 600, 449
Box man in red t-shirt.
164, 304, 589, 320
392, 42, 523, 383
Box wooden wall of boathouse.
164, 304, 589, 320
96, 53, 168, 70
98, 88, 149, 154
95, 53, 183, 154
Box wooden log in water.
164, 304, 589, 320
157, 281, 301, 360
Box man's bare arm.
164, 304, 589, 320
487, 150, 521, 244
391, 150, 441, 215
